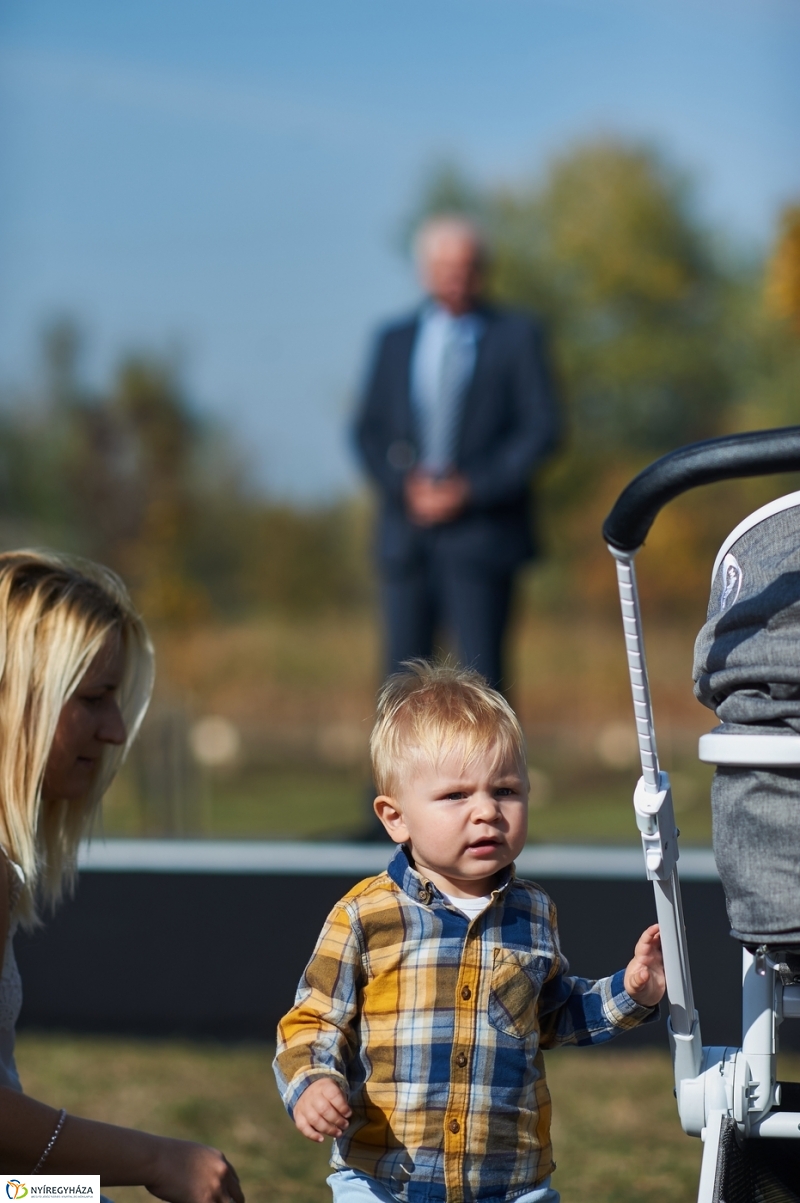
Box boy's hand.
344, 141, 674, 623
623, 924, 665, 1008
293, 1078, 351, 1143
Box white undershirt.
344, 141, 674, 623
440, 891, 492, 920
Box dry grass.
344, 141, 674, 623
150, 609, 708, 736
13, 1035, 733, 1202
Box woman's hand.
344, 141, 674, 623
0, 1092, 243, 1202
146, 1137, 243, 1203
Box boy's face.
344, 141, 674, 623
374, 741, 529, 898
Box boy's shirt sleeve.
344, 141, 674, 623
537, 900, 658, 1049
273, 900, 363, 1115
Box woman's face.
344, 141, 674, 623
42, 630, 127, 803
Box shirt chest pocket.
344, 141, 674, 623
488, 948, 552, 1040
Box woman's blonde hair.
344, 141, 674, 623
0, 551, 154, 925
370, 659, 526, 797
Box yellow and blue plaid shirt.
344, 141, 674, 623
274, 846, 654, 1203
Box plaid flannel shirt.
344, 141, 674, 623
274, 846, 654, 1203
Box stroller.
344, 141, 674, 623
604, 426, 800, 1201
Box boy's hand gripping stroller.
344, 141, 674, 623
605, 426, 800, 1200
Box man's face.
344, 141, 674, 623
375, 741, 529, 898
419, 231, 482, 316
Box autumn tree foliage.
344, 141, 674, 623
766, 206, 800, 333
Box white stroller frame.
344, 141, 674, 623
603, 427, 800, 1200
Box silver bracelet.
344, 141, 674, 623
33, 1109, 67, 1174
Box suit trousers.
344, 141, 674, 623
381, 545, 515, 692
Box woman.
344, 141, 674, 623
0, 550, 242, 1202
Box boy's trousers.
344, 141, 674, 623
327, 1168, 560, 1203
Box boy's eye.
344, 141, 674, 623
443, 791, 467, 800
495, 786, 519, 797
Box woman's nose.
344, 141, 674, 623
99, 699, 127, 746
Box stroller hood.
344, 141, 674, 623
694, 491, 800, 728
693, 491, 800, 945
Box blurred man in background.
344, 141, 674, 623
354, 215, 561, 692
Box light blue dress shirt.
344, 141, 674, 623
410, 304, 483, 476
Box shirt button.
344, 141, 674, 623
456, 1052, 467, 1068
461, 985, 472, 1001
417, 888, 429, 901
448, 1119, 460, 1134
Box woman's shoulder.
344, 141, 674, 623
0, 847, 24, 914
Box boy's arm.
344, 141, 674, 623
537, 905, 660, 1050
272, 901, 363, 1116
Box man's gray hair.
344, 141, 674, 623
413, 214, 489, 269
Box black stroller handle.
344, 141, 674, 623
603, 426, 800, 553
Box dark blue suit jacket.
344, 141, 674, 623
354, 304, 561, 573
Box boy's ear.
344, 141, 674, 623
373, 796, 409, 844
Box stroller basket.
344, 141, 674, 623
713, 1119, 800, 1203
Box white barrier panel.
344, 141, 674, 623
77, 839, 719, 880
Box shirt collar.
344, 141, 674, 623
386, 843, 515, 906
419, 300, 484, 338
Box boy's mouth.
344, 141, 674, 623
468, 837, 501, 852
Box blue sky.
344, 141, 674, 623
1, 0, 798, 498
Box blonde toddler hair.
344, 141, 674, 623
0, 550, 154, 925
371, 660, 526, 797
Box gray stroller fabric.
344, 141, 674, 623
693, 502, 800, 946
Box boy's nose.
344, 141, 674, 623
472, 791, 501, 819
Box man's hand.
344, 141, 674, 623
404, 472, 470, 526
623, 924, 665, 1008
293, 1078, 351, 1143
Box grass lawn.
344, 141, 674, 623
15, 1034, 716, 1202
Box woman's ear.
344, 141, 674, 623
373, 795, 409, 843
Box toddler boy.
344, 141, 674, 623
274, 661, 664, 1203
